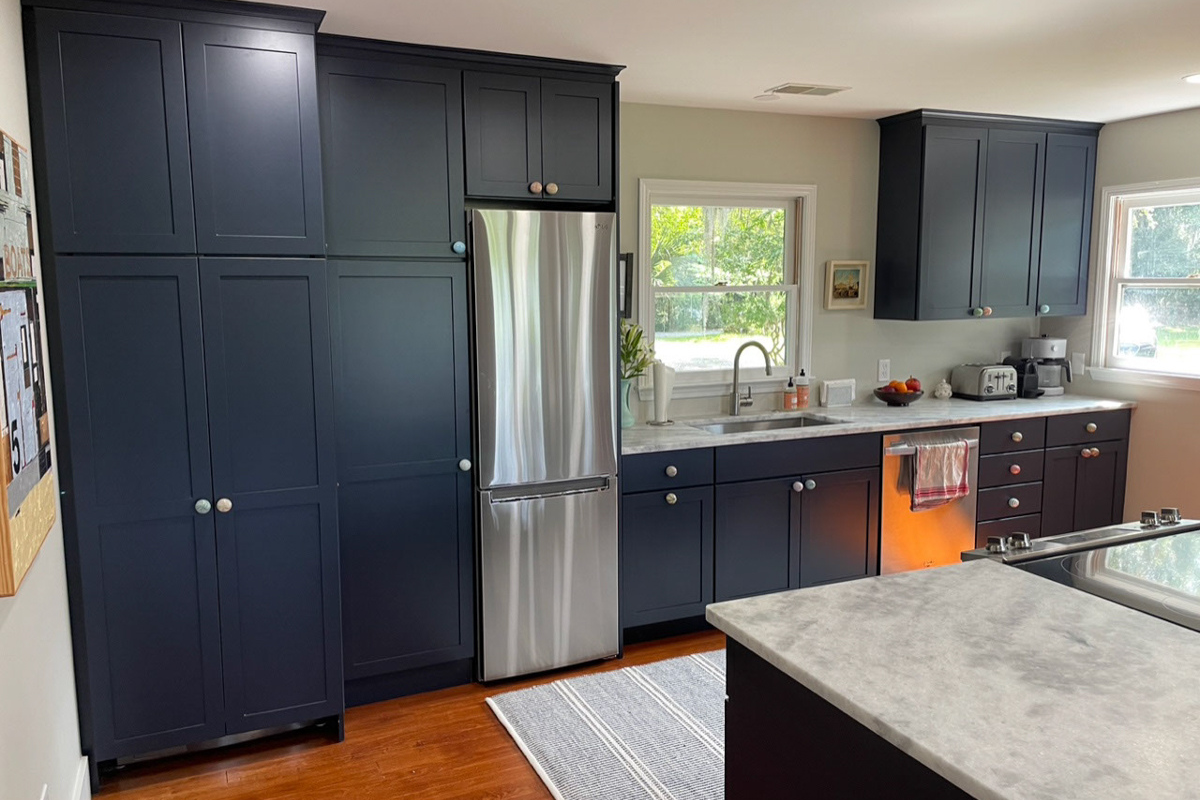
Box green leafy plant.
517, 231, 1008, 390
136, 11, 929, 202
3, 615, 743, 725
620, 319, 655, 380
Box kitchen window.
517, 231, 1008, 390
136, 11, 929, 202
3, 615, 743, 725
636, 179, 815, 396
1092, 179, 1200, 388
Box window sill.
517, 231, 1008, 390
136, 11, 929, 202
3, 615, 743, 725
1089, 366, 1200, 392
635, 376, 790, 401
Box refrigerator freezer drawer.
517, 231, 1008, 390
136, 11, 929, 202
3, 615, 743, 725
478, 481, 619, 681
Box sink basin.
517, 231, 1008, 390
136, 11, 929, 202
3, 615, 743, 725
689, 415, 844, 435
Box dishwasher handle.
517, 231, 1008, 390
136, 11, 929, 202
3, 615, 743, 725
885, 439, 980, 458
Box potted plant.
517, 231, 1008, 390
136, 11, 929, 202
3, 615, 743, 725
619, 319, 655, 428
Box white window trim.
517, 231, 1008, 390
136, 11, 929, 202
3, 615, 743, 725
635, 178, 817, 400
1090, 177, 1200, 392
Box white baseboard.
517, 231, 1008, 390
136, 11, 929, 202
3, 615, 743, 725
72, 756, 90, 800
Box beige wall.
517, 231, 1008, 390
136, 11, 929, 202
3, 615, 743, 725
1042, 106, 1200, 519
619, 103, 1035, 419
0, 0, 88, 797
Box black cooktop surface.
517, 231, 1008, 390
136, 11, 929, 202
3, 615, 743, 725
1018, 530, 1200, 633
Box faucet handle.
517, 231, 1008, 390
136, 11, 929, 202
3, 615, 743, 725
739, 386, 755, 407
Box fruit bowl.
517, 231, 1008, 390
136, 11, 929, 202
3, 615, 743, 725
874, 388, 924, 406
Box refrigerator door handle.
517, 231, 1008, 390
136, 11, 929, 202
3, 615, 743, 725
488, 476, 611, 504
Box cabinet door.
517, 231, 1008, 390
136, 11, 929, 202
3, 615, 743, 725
33, 11, 195, 254
799, 468, 879, 588
1074, 439, 1128, 532
1037, 133, 1097, 317
714, 478, 799, 601
200, 258, 342, 733
184, 25, 325, 255
979, 130, 1045, 317
328, 260, 474, 678
621, 487, 713, 628
540, 79, 613, 202
55, 256, 223, 759
1041, 445, 1081, 537
918, 126, 988, 319
463, 72, 542, 199
318, 57, 465, 258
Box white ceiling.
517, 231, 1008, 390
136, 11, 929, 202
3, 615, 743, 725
289, 0, 1200, 123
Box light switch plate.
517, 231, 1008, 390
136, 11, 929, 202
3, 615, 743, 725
1071, 352, 1086, 376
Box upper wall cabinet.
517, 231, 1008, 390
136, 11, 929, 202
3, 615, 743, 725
317, 55, 465, 258
464, 72, 614, 203
184, 25, 325, 255
27, 3, 325, 257
874, 110, 1101, 321
32, 10, 196, 254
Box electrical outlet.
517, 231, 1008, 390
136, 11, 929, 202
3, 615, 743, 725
877, 359, 890, 382
1071, 352, 1086, 377
1000, 350, 1012, 362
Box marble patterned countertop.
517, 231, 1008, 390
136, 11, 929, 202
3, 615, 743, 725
707, 560, 1200, 800
621, 395, 1135, 455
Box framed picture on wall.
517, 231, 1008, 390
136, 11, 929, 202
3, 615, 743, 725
618, 252, 634, 318
824, 260, 869, 310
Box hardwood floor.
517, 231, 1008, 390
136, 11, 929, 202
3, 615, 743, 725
100, 630, 726, 799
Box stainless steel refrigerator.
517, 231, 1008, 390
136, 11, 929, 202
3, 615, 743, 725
470, 208, 619, 682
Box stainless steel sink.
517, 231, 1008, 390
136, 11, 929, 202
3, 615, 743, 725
689, 415, 844, 435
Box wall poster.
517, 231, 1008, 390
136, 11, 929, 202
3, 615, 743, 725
0, 128, 55, 597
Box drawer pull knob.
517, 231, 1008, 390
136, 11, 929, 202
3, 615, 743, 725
545, 182, 559, 195
216, 498, 233, 513
1011, 432, 1023, 443
983, 306, 993, 317
793, 481, 804, 493
664, 465, 678, 478
1086, 422, 1098, 434
665, 492, 677, 505
805, 479, 817, 491
452, 240, 467, 255
1008, 497, 1020, 509
1081, 448, 1093, 459
530, 181, 543, 194
972, 307, 984, 317
1009, 464, 1021, 476
1090, 447, 1101, 458
459, 459, 472, 472
195, 499, 212, 515
1040, 304, 1051, 314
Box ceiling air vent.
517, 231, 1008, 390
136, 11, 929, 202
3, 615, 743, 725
765, 83, 849, 97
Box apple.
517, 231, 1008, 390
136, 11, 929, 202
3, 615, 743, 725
905, 376, 922, 393
880, 384, 897, 393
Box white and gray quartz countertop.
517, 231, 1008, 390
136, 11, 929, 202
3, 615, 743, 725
707, 559, 1200, 800
622, 395, 1135, 454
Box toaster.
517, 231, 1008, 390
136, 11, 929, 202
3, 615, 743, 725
950, 364, 1018, 401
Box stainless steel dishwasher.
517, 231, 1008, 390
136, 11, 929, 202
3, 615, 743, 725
880, 426, 980, 574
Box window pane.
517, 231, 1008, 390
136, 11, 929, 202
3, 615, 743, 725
654, 291, 788, 372
651, 205, 786, 288
1126, 202, 1200, 278
1116, 286, 1200, 374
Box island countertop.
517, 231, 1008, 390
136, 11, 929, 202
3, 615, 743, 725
707, 560, 1200, 800
622, 395, 1134, 455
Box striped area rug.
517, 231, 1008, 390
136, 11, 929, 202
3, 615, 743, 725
486, 650, 726, 800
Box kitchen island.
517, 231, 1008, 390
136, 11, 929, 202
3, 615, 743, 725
707, 559, 1200, 800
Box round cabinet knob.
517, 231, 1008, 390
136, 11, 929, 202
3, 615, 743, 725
1011, 432, 1023, 443
195, 499, 212, 515
665, 492, 677, 505
545, 182, 559, 196
792, 481, 804, 493
1008, 497, 1021, 509
458, 459, 472, 472
452, 241, 467, 255
983, 306, 994, 317
665, 465, 678, 478
1090, 448, 1101, 458
529, 181, 543, 194
1040, 304, 1051, 314
1009, 464, 1022, 476
1086, 422, 1098, 434
1081, 448, 1093, 459
971, 307, 985, 318
804, 479, 817, 491
215, 498, 233, 513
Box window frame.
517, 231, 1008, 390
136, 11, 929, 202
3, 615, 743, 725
1091, 177, 1200, 391
636, 178, 816, 399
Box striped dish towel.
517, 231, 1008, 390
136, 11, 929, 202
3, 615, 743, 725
911, 440, 970, 511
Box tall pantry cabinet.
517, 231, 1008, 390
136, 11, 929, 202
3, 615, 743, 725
24, 0, 342, 787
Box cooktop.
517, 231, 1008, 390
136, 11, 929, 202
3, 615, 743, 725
1017, 530, 1200, 634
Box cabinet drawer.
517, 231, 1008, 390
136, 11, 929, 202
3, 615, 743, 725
979, 417, 1046, 454
977, 482, 1043, 521
975, 514, 1042, 549
978, 450, 1044, 488
1045, 409, 1130, 447
715, 433, 880, 483
622, 449, 714, 493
